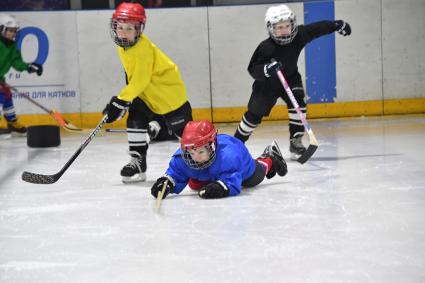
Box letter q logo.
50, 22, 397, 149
16, 27, 49, 65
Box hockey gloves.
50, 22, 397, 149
102, 96, 130, 123
264, 60, 283, 78
27, 63, 43, 76
334, 20, 351, 36
151, 176, 175, 199
198, 181, 229, 199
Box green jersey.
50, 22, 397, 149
0, 38, 28, 83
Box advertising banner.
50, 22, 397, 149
6, 12, 80, 115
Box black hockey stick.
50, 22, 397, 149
105, 128, 126, 132
21, 115, 109, 184
275, 68, 318, 164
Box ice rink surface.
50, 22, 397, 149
1, 115, 424, 283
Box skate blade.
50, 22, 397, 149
11, 132, 27, 137
122, 172, 146, 183
290, 152, 301, 161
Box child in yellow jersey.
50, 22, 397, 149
102, 1, 193, 183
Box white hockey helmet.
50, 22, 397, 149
0, 14, 19, 42
265, 4, 298, 45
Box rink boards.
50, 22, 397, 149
2, 0, 425, 129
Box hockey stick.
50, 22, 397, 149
21, 115, 109, 184
155, 179, 169, 213
105, 128, 126, 133
275, 68, 318, 164
10, 86, 84, 133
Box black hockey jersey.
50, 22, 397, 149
248, 21, 338, 92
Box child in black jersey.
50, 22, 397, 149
234, 4, 351, 160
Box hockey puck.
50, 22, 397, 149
27, 125, 61, 148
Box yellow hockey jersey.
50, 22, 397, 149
117, 34, 188, 115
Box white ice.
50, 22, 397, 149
1, 115, 424, 283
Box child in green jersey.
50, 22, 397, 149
0, 14, 43, 136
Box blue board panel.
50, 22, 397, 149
304, 1, 336, 103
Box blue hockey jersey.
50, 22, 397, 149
165, 134, 257, 196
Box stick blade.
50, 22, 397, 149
296, 144, 318, 164
22, 171, 58, 184
52, 110, 86, 133
155, 180, 169, 213
63, 123, 84, 132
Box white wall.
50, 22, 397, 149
7, 1, 425, 117
77, 10, 123, 113
8, 12, 80, 115
382, 0, 425, 100
146, 8, 211, 109
335, 0, 383, 102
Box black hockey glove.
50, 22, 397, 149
102, 96, 130, 123
27, 63, 43, 76
151, 176, 175, 199
198, 181, 230, 199
264, 61, 283, 78
334, 20, 351, 36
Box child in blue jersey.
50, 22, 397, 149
151, 120, 288, 199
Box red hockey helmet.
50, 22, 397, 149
110, 2, 147, 48
181, 120, 217, 170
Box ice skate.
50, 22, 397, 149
0, 127, 11, 139
261, 140, 288, 179
121, 151, 146, 183
7, 119, 27, 136
290, 135, 306, 161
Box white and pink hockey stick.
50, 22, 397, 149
275, 68, 318, 164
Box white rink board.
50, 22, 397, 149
335, 0, 382, 102
76, 10, 124, 113
4, 1, 425, 116
208, 3, 305, 107
6, 11, 80, 115
382, 0, 425, 100
146, 8, 211, 109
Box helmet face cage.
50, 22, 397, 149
110, 19, 144, 48
110, 2, 146, 48
182, 142, 217, 170
265, 5, 298, 45
267, 18, 298, 45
